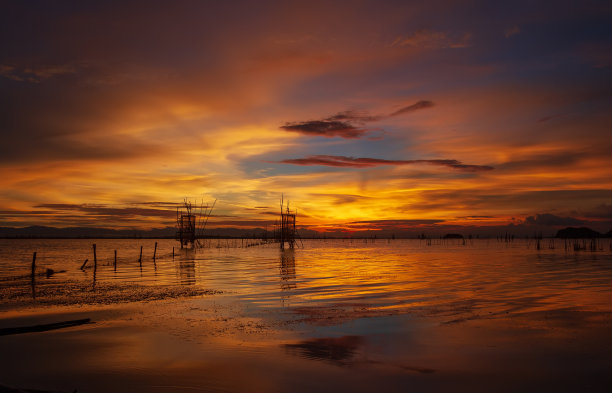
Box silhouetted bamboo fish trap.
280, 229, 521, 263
176, 198, 216, 248
276, 195, 301, 249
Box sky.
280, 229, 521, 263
1, 0, 611, 235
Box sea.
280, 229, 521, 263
0, 238, 611, 392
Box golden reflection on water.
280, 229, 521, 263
177, 248, 197, 286
1, 239, 612, 319
0, 239, 612, 392
279, 249, 296, 290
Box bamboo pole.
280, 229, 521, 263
93, 244, 97, 269
30, 251, 36, 299
92, 244, 97, 287
31, 252, 36, 278
31, 252, 37, 299
114, 250, 117, 271
153, 242, 158, 271
139, 245, 143, 266
93, 244, 98, 288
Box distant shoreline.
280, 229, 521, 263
0, 225, 610, 240
1, 235, 610, 240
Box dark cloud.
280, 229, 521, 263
257, 210, 280, 216
583, 204, 612, 219
280, 120, 368, 139
351, 219, 444, 226
389, 100, 435, 116
325, 110, 382, 122
494, 150, 592, 173
309, 193, 371, 205
537, 114, 565, 123
0, 135, 165, 164
0, 63, 78, 83
280, 100, 434, 139
134, 201, 183, 208
504, 25, 521, 38
34, 203, 177, 219
524, 213, 584, 226
391, 29, 472, 49
414, 189, 612, 212
275, 155, 493, 172
0, 209, 57, 216
206, 220, 275, 227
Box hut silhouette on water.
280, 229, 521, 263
176, 198, 215, 248
276, 196, 299, 249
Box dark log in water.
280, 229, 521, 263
0, 318, 91, 336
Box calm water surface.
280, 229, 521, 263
1, 238, 611, 392
1, 238, 611, 314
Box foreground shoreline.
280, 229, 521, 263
1, 290, 611, 393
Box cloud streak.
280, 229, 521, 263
275, 155, 493, 172
34, 203, 177, 219
391, 29, 472, 49
524, 213, 584, 226
389, 101, 435, 116
0, 63, 77, 83
504, 25, 521, 38
280, 101, 434, 139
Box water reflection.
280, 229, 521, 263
279, 249, 296, 291
177, 249, 196, 285
284, 335, 437, 374
92, 260, 97, 289
3, 239, 612, 321
284, 336, 363, 366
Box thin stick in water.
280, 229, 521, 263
31, 252, 36, 278
31, 252, 36, 300
93, 244, 97, 270
153, 241, 158, 270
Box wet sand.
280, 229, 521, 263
1, 293, 611, 393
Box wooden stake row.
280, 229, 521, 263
76, 242, 169, 271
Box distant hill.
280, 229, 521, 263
0, 226, 320, 239
0, 226, 177, 238
555, 227, 601, 239
443, 233, 464, 239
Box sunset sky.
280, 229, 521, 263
1, 1, 611, 234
